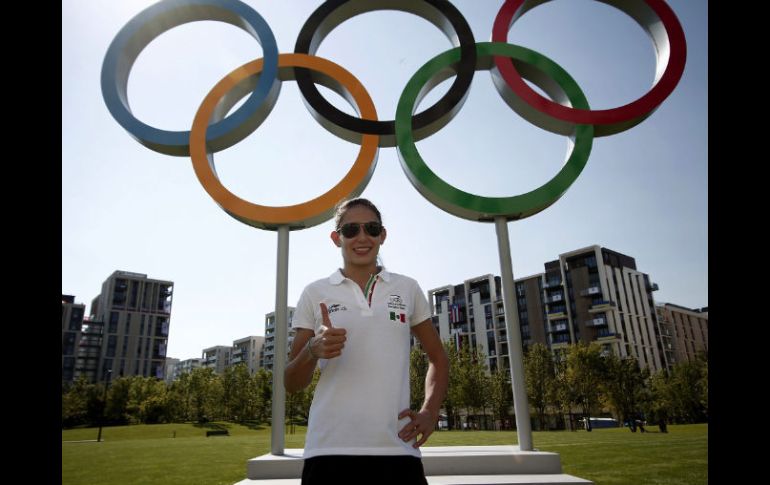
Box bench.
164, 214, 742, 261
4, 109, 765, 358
205, 429, 229, 437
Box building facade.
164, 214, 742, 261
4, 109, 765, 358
89, 270, 174, 382
428, 246, 683, 375
655, 303, 708, 370
202, 346, 232, 375
231, 335, 265, 374
262, 308, 295, 371
550, 246, 663, 373
164, 358, 180, 384
62, 295, 86, 386
169, 358, 203, 382
428, 273, 548, 374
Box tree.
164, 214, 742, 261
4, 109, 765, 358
123, 376, 169, 424
564, 342, 604, 431
188, 367, 221, 422
443, 341, 462, 430
524, 343, 556, 431
456, 344, 488, 430
166, 371, 193, 422
105, 376, 131, 425
488, 368, 513, 430
253, 368, 273, 423
552, 354, 577, 431
668, 359, 708, 423
696, 352, 708, 419
646, 370, 673, 432
601, 355, 648, 431
222, 364, 255, 422
287, 368, 320, 427
409, 346, 429, 412
62, 376, 99, 427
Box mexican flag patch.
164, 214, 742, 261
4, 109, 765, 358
389, 311, 406, 323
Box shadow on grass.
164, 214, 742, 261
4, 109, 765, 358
190, 420, 266, 431
192, 421, 231, 431
241, 420, 266, 431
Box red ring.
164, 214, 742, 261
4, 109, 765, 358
491, 0, 686, 136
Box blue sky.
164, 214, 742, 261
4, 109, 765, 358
62, 0, 707, 361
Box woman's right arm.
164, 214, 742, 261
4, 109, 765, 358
284, 328, 318, 393
284, 302, 346, 393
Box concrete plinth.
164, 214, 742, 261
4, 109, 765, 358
234, 446, 592, 485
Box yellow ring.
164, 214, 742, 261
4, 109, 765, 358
190, 53, 379, 229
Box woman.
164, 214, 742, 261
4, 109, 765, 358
285, 198, 449, 484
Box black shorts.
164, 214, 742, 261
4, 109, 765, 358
301, 455, 428, 485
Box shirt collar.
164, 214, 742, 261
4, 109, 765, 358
329, 267, 391, 285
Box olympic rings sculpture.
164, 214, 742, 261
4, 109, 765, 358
101, 0, 686, 229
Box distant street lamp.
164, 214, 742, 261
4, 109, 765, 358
97, 369, 112, 442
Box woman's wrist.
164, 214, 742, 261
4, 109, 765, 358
305, 337, 319, 360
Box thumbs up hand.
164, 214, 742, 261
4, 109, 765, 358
308, 303, 347, 359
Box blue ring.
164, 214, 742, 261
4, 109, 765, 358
101, 0, 279, 156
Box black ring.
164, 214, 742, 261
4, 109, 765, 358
294, 0, 476, 147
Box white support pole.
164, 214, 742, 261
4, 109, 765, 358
494, 217, 533, 451
271, 225, 289, 455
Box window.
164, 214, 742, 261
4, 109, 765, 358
130, 281, 139, 308
69, 312, 82, 331
106, 335, 117, 357
108, 312, 119, 333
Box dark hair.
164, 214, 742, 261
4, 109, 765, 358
333, 198, 382, 230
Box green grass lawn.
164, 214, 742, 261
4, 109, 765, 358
62, 423, 707, 485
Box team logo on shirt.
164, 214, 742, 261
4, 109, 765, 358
327, 303, 347, 314
387, 294, 406, 310
387, 295, 407, 323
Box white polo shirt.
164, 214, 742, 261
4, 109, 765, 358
292, 268, 432, 458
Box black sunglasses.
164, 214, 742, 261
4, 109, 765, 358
336, 221, 384, 238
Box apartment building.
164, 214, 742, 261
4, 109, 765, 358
428, 273, 547, 374
549, 246, 663, 372
262, 308, 295, 371
231, 335, 265, 374
62, 295, 86, 386
202, 345, 232, 374
428, 245, 683, 375
655, 303, 708, 370
168, 357, 203, 382
89, 270, 174, 382
164, 358, 180, 384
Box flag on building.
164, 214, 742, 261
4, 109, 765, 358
450, 303, 460, 323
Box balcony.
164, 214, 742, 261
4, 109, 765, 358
547, 311, 567, 320
551, 335, 571, 345
588, 300, 616, 313
585, 317, 608, 327
597, 329, 617, 339
546, 294, 563, 303
544, 279, 562, 289
549, 323, 569, 333
579, 286, 601, 297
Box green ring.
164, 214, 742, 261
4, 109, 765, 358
395, 42, 594, 221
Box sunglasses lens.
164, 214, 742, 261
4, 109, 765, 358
364, 222, 382, 236
340, 223, 360, 238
